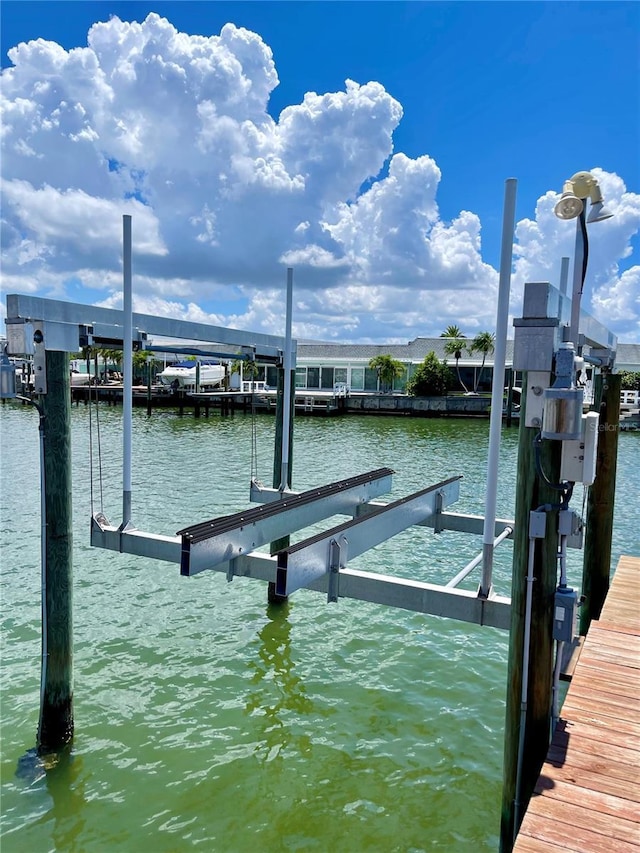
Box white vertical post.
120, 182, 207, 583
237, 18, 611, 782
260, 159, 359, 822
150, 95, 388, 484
480, 178, 517, 597
122, 215, 133, 527
279, 267, 294, 490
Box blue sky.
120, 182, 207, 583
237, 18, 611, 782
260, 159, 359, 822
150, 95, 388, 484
2, 1, 639, 342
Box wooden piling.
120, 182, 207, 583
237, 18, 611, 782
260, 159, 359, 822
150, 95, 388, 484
500, 389, 562, 851
37, 350, 74, 753
580, 371, 621, 635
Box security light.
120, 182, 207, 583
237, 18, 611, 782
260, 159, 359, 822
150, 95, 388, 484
554, 171, 613, 222
554, 189, 583, 220
554, 170, 614, 347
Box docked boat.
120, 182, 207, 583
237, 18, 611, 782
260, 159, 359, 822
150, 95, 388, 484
157, 361, 225, 391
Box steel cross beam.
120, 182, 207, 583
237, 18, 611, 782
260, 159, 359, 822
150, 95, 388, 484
89, 517, 510, 629
5, 294, 290, 361
276, 476, 461, 597
177, 468, 395, 576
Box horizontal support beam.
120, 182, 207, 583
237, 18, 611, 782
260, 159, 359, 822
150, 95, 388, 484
91, 514, 182, 563
276, 476, 461, 597
251, 487, 515, 539
178, 468, 394, 576
5, 294, 289, 360
313, 568, 511, 631
90, 518, 509, 630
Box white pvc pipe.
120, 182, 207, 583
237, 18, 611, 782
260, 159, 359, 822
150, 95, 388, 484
279, 267, 294, 490
122, 214, 133, 526
481, 178, 517, 596
446, 526, 512, 588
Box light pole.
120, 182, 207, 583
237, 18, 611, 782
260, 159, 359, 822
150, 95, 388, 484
553, 170, 613, 348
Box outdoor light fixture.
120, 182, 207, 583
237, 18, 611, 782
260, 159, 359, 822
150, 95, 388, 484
554, 170, 614, 346
553, 171, 613, 222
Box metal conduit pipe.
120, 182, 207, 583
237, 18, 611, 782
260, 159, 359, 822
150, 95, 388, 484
18, 397, 48, 729
513, 531, 537, 840
446, 526, 513, 588
552, 531, 570, 728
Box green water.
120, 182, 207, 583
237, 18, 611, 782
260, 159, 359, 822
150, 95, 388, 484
1, 405, 638, 851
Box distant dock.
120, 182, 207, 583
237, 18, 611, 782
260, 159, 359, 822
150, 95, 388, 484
69, 384, 516, 419
70, 385, 349, 416
514, 554, 640, 851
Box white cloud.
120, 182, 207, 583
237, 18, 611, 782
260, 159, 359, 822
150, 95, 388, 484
1, 14, 638, 343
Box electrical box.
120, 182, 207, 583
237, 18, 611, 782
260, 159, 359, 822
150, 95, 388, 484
553, 587, 578, 642
560, 411, 600, 485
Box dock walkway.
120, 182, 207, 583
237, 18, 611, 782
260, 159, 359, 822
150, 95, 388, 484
514, 555, 640, 852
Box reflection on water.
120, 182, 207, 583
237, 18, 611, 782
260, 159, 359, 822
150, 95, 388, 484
247, 602, 313, 764
11, 747, 86, 852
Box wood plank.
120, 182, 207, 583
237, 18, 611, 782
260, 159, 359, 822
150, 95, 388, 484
546, 743, 640, 784
517, 809, 640, 853
538, 758, 640, 802
597, 621, 640, 636
568, 679, 640, 707
514, 832, 577, 853
589, 624, 640, 648
551, 719, 640, 764
570, 670, 640, 700
535, 772, 640, 814
579, 642, 640, 667
527, 794, 640, 845
570, 657, 640, 685
562, 692, 640, 723
559, 706, 640, 739
583, 634, 640, 657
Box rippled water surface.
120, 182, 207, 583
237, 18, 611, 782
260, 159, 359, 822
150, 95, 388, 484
1, 404, 638, 851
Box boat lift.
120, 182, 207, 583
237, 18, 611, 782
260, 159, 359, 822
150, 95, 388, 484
4, 213, 518, 631
4, 289, 511, 631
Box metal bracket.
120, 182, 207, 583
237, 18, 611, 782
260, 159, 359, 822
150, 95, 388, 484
32, 336, 47, 394
433, 489, 445, 534
327, 536, 348, 603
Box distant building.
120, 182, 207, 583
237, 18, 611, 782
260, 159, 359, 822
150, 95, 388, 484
288, 338, 640, 393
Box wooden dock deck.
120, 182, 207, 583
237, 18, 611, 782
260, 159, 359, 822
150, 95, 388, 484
514, 554, 640, 852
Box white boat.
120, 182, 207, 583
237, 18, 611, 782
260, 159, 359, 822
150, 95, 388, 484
157, 361, 225, 391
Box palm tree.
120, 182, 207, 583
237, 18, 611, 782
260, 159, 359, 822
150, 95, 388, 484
368, 354, 406, 393
468, 332, 495, 392
440, 325, 464, 339
441, 328, 469, 393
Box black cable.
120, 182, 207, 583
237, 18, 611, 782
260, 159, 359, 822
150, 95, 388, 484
579, 207, 588, 294
533, 432, 573, 509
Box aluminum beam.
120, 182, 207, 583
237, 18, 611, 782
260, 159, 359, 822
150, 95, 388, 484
276, 476, 461, 597
250, 486, 514, 538
178, 468, 394, 576
5, 294, 288, 360
90, 516, 509, 629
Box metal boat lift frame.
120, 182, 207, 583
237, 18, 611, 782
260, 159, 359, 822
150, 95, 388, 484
4, 211, 519, 631
5, 283, 512, 631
